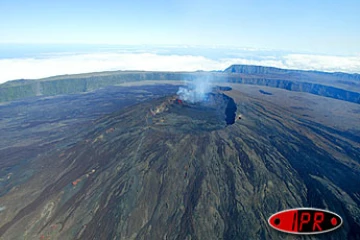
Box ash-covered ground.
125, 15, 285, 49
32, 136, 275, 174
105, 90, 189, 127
0, 83, 359, 240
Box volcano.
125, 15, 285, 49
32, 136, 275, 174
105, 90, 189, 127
148, 92, 237, 133
0, 84, 359, 239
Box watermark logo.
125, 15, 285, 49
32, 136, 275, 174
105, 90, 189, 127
268, 208, 342, 235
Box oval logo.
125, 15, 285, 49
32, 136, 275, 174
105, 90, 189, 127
268, 208, 343, 235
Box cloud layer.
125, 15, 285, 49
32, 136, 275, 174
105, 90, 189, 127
0, 51, 359, 83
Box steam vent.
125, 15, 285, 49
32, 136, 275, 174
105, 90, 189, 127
149, 92, 237, 133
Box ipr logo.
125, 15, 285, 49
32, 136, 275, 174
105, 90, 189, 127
268, 208, 342, 235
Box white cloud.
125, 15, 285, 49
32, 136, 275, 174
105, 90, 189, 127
221, 54, 360, 73
283, 54, 360, 73
0, 53, 223, 83
0, 52, 359, 84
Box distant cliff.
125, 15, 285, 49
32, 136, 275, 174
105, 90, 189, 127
224, 65, 360, 104
0, 65, 359, 104
224, 65, 360, 82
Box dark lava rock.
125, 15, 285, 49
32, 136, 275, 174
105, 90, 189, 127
259, 90, 273, 95
0, 87, 359, 240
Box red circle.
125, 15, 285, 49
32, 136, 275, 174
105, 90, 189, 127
331, 217, 337, 226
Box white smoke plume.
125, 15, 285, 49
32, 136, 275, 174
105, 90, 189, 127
177, 77, 213, 103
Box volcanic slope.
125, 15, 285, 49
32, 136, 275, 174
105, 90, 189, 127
0, 86, 359, 240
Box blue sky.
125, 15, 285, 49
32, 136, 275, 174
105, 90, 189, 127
1, 0, 359, 55
0, 0, 359, 82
